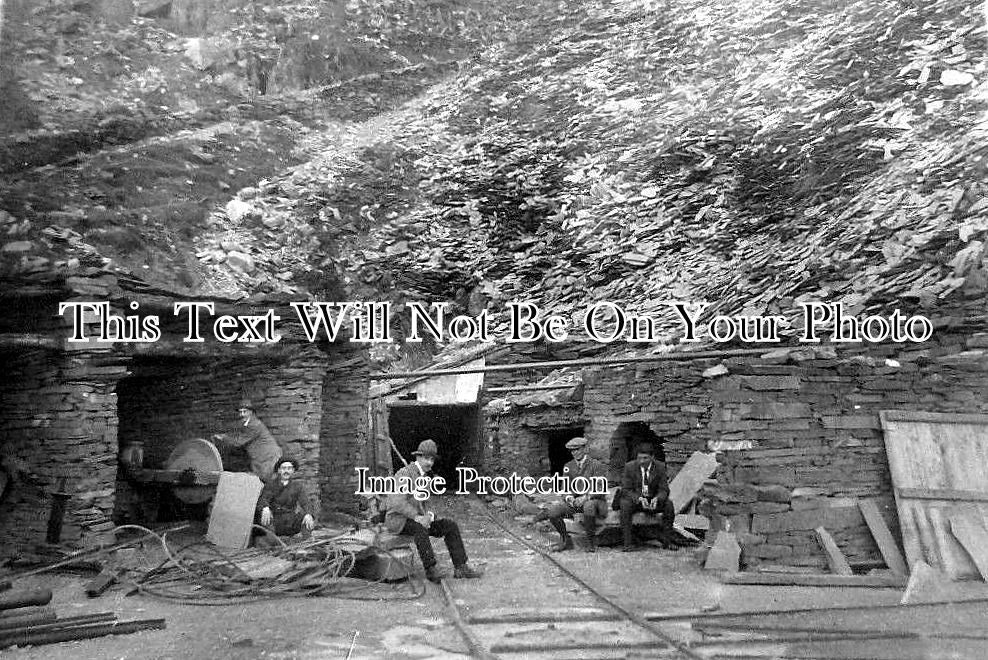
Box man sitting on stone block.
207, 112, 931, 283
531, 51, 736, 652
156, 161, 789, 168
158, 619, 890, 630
384, 440, 482, 582
256, 456, 315, 539
537, 437, 609, 553
617, 442, 674, 552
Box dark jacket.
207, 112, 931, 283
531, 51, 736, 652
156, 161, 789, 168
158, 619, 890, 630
257, 478, 313, 517
620, 458, 670, 502
562, 455, 608, 500
226, 417, 283, 478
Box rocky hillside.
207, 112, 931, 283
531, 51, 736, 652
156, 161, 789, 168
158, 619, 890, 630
324, 0, 987, 348
2, 0, 985, 357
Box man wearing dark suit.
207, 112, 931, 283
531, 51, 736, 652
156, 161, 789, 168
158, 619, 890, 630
618, 442, 674, 552
257, 456, 315, 536
384, 439, 482, 582
213, 399, 284, 480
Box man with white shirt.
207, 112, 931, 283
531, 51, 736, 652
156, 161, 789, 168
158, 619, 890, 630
617, 442, 674, 552
212, 399, 284, 480
384, 439, 482, 582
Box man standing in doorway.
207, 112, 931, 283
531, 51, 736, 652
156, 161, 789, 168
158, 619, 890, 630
617, 442, 674, 552
542, 437, 609, 553
213, 399, 284, 481
385, 440, 482, 582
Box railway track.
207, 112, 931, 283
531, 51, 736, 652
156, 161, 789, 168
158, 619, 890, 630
435, 495, 706, 660
432, 496, 988, 660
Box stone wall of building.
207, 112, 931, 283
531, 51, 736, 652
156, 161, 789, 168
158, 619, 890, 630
485, 404, 585, 476
115, 347, 328, 520
575, 332, 988, 567
0, 346, 126, 556
320, 351, 370, 516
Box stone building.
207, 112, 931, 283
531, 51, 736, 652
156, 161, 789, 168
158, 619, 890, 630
434, 300, 988, 569
0, 270, 369, 557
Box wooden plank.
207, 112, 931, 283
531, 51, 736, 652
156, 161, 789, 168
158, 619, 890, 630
928, 506, 980, 580
721, 573, 907, 588
858, 499, 908, 576
206, 471, 263, 549
668, 451, 719, 513
814, 527, 852, 575
897, 488, 988, 503
949, 509, 988, 581
880, 411, 988, 425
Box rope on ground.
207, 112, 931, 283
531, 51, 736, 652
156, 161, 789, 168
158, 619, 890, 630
474, 495, 709, 660
108, 524, 425, 605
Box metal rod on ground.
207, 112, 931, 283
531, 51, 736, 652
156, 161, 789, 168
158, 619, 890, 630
438, 578, 500, 660
0, 608, 57, 629
370, 347, 817, 380
469, 610, 620, 625
0, 589, 52, 611
642, 597, 988, 622
0, 613, 118, 638
490, 639, 668, 653
0, 618, 166, 650
476, 494, 707, 660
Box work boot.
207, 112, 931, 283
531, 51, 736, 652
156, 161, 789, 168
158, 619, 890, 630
550, 535, 574, 552
584, 535, 597, 553
453, 564, 482, 579
425, 565, 447, 583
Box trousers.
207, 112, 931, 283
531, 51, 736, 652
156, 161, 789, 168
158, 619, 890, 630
547, 497, 607, 537
619, 494, 674, 546
399, 517, 468, 569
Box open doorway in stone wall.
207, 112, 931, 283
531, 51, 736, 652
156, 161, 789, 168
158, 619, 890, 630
388, 403, 482, 484
545, 427, 586, 475
609, 421, 666, 473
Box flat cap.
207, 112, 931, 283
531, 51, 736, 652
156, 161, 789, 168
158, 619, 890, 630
565, 436, 588, 450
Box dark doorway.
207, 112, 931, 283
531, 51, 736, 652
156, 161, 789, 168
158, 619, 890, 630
388, 404, 479, 484
609, 421, 665, 472
545, 427, 586, 475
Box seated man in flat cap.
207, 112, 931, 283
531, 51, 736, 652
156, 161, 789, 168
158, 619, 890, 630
384, 439, 482, 582
617, 441, 674, 552
541, 437, 609, 553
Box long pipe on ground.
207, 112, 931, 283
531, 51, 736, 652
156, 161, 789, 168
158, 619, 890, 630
0, 613, 117, 638
0, 589, 52, 611
0, 618, 166, 650
0, 608, 57, 629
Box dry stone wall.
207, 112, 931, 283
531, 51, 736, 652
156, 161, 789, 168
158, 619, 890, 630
0, 347, 126, 556
571, 330, 988, 567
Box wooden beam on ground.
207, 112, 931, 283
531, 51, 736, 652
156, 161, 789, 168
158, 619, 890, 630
720, 572, 907, 588
858, 499, 908, 576
814, 527, 853, 575
896, 488, 988, 502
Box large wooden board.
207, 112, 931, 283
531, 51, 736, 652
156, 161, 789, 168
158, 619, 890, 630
669, 451, 718, 513
878, 411, 988, 580
206, 471, 263, 549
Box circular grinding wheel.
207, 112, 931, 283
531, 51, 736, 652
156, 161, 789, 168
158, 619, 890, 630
165, 438, 223, 504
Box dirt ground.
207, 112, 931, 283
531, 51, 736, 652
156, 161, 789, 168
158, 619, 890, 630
1, 497, 977, 660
